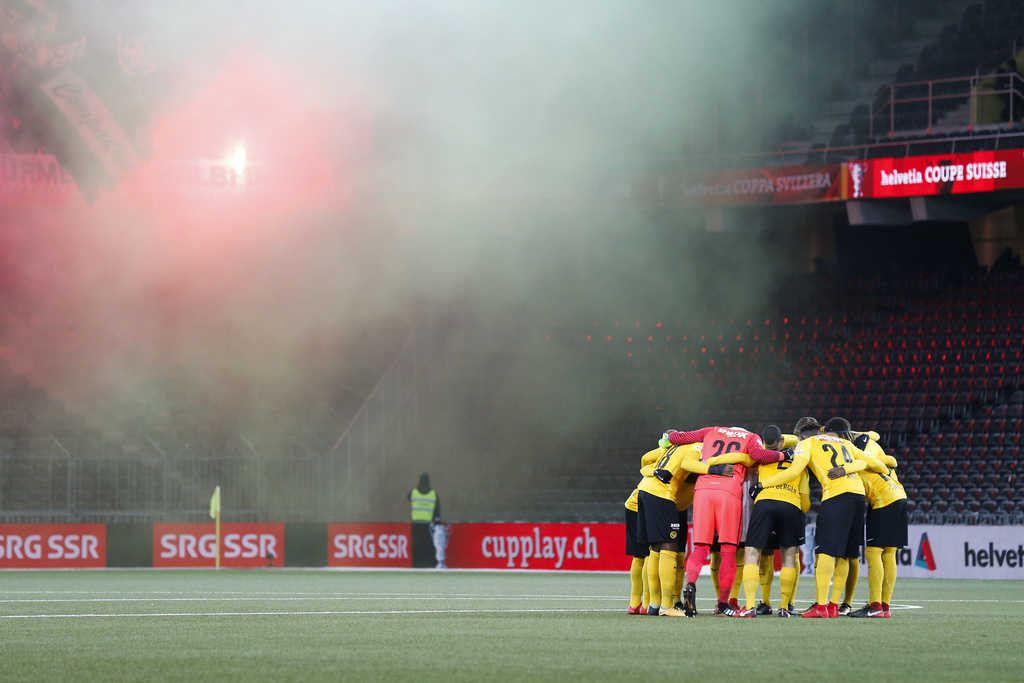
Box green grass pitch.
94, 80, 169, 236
0, 569, 1020, 682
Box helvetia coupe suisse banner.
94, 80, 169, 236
846, 149, 1024, 199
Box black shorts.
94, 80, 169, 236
676, 509, 689, 550
637, 491, 682, 546
865, 499, 909, 549
624, 507, 647, 558
745, 499, 805, 550
814, 492, 866, 559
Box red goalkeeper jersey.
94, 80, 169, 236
694, 426, 756, 497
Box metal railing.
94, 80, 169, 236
0, 324, 425, 524
870, 71, 1024, 138
0, 439, 336, 523
642, 130, 1024, 173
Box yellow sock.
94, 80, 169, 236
730, 556, 743, 602
742, 562, 760, 610
647, 551, 661, 608
843, 558, 859, 604
779, 566, 797, 609
759, 554, 773, 607
710, 551, 721, 592
881, 547, 898, 605
673, 552, 686, 606
659, 550, 677, 610
830, 558, 849, 605
815, 553, 835, 605
865, 546, 883, 605
641, 555, 650, 608
629, 556, 645, 608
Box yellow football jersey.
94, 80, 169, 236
857, 439, 907, 509
625, 487, 640, 512
675, 480, 696, 512
761, 434, 876, 501
798, 434, 871, 499
625, 447, 666, 511
638, 443, 702, 506
755, 458, 811, 508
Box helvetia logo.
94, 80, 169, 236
915, 532, 937, 571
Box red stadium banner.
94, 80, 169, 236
0, 153, 349, 208
153, 523, 284, 568
846, 149, 1024, 199
328, 523, 411, 568
447, 523, 629, 571
0, 524, 106, 569
0, 154, 81, 206
673, 164, 843, 206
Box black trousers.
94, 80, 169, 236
411, 522, 435, 568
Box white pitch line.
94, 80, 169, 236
0, 596, 579, 603
0, 608, 623, 619
0, 595, 1018, 604
0, 591, 618, 599
9, 600, 1023, 618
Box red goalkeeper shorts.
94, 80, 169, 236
691, 488, 743, 546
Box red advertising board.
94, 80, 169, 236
328, 523, 412, 568
0, 524, 106, 569
847, 149, 1024, 199
153, 523, 284, 568
447, 523, 629, 571
675, 164, 843, 206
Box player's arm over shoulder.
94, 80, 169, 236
867, 442, 898, 469
679, 445, 712, 474
705, 452, 755, 467
640, 448, 663, 468
758, 449, 809, 488
852, 446, 888, 474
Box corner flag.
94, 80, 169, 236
210, 486, 221, 519
210, 486, 221, 568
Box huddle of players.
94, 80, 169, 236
624, 415, 909, 618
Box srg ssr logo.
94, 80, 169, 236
333, 533, 408, 559
0, 533, 100, 560
159, 533, 278, 559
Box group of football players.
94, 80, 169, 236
624, 415, 909, 618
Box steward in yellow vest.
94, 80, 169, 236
409, 473, 441, 567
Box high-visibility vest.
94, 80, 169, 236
410, 489, 437, 522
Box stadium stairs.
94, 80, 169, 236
809, 0, 1024, 155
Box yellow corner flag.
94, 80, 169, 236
210, 486, 221, 568
209, 486, 221, 519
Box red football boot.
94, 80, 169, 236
801, 603, 829, 618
